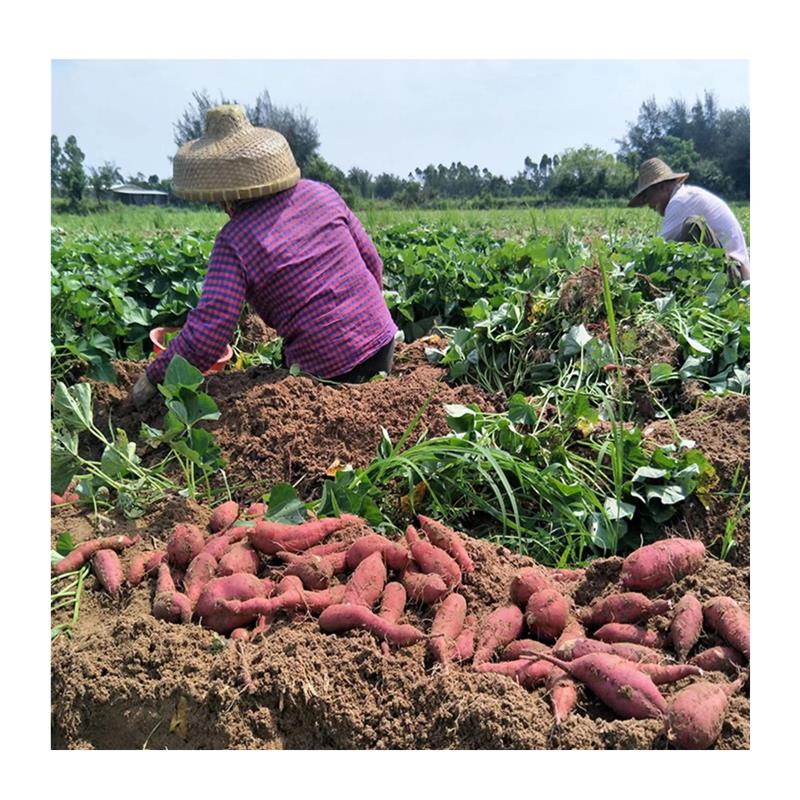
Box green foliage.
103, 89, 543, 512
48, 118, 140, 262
59, 135, 88, 208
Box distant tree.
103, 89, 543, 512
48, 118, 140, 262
549, 146, 632, 199
60, 135, 87, 207
347, 167, 373, 199
303, 154, 354, 205
173, 89, 233, 147
373, 172, 403, 199
88, 162, 123, 200
51, 135, 62, 194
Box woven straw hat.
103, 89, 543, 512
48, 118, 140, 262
628, 158, 689, 207
172, 104, 300, 202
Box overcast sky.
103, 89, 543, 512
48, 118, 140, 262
51, 59, 748, 180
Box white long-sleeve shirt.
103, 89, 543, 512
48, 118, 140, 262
661, 185, 750, 268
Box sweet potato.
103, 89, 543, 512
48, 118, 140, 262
379, 582, 407, 655
417, 515, 474, 574
183, 552, 218, 605
702, 596, 750, 660
318, 603, 425, 647
473, 605, 525, 666
525, 588, 570, 642
449, 615, 477, 663
217, 542, 260, 577
244, 502, 268, 518
345, 534, 409, 572
532, 652, 667, 719
634, 663, 703, 685
510, 567, 554, 608
299, 585, 347, 615
152, 563, 192, 624
555, 637, 664, 664
667, 673, 748, 749
92, 550, 124, 596
305, 540, 349, 557
52, 533, 141, 575
249, 514, 361, 555
344, 551, 387, 607
405, 525, 461, 588
230, 628, 250, 642
689, 646, 747, 675
143, 549, 168, 574
194, 573, 269, 633
501, 639, 550, 661
52, 491, 80, 505
429, 593, 467, 664
587, 593, 672, 628
477, 658, 553, 688
670, 592, 703, 659
621, 539, 705, 591
278, 552, 335, 590
401, 564, 448, 605
550, 568, 586, 584
554, 617, 586, 652
201, 526, 251, 560
593, 623, 664, 649
167, 523, 205, 569
546, 666, 578, 726
126, 555, 146, 586
209, 500, 240, 533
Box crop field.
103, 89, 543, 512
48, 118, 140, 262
50, 205, 750, 749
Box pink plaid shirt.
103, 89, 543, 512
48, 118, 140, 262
146, 179, 397, 383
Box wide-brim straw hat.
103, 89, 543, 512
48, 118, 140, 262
172, 104, 300, 202
628, 158, 689, 207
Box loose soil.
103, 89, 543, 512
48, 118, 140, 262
53, 353, 749, 750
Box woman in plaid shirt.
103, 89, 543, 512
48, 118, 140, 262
131, 105, 397, 408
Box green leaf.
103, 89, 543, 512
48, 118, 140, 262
265, 483, 307, 524
55, 531, 76, 556
51, 448, 79, 495
163, 355, 203, 391
645, 483, 688, 505
603, 498, 636, 520
53, 382, 94, 432
632, 466, 668, 482
649, 363, 676, 383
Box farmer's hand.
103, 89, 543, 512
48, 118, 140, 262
131, 373, 157, 410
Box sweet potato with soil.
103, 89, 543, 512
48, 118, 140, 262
586, 593, 672, 628
278, 552, 335, 590
473, 605, 525, 666
703, 596, 750, 660
667, 673, 748, 749
244, 502, 267, 518
449, 615, 477, 663
417, 515, 474, 574
183, 552, 218, 605
195, 573, 269, 633
670, 592, 703, 659
525, 588, 570, 642
555, 637, 664, 664
201, 526, 251, 560
531, 652, 667, 719
152, 563, 192, 624
510, 567, 554, 608
318, 603, 425, 647
144, 549, 168, 574
429, 593, 467, 665
401, 564, 448, 605
594, 623, 664, 649
209, 500, 240, 533
554, 617, 586, 652
405, 525, 461, 589
477, 658, 553, 688
92, 550, 124, 596
379, 582, 407, 655
217, 542, 260, 577
501, 639, 550, 661
126, 555, 146, 586
546, 667, 579, 726
230, 628, 250, 642
52, 533, 141, 576
345, 534, 409, 572
621, 538, 705, 591
167, 523, 205, 569
249, 514, 362, 555
550, 568, 586, 584
690, 646, 747, 675
344, 551, 387, 607
634, 663, 703, 685
305, 540, 349, 557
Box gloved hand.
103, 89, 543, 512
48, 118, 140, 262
131, 372, 157, 410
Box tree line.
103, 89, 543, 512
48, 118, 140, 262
51, 89, 749, 211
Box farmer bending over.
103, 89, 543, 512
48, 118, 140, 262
629, 157, 750, 283
130, 104, 397, 409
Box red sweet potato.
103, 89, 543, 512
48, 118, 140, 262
92, 550, 124, 596
144, 549, 168, 574
195, 573, 269, 633
230, 628, 250, 642
244, 502, 268, 518
52, 491, 80, 505
546, 666, 579, 726
634, 663, 703, 685
183, 552, 218, 605
209, 500, 240, 533
550, 568, 586, 584
345, 534, 409, 572
477, 658, 553, 688
525, 588, 570, 642
621, 539, 706, 591
201, 526, 251, 560
152, 563, 192, 624
318, 603, 425, 647
429, 593, 467, 664
667, 673, 748, 749
217, 542, 260, 577
690, 646, 747, 675
126, 555, 146, 586
587, 593, 672, 628
299, 585, 347, 615
417, 515, 474, 574
167, 523, 205, 569
510, 567, 554, 608
344, 551, 387, 607
278, 552, 335, 590
379, 582, 407, 655
405, 525, 461, 589
593, 623, 664, 649
52, 533, 141, 576
555, 637, 664, 664
554, 617, 586, 652
670, 592, 703, 659
305, 540, 349, 557
703, 596, 750, 660
449, 615, 477, 663
249, 514, 361, 555
473, 605, 525, 666
501, 639, 550, 661
532, 652, 667, 719
401, 563, 449, 605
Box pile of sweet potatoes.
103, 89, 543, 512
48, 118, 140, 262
53, 506, 748, 749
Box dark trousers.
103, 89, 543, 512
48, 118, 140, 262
328, 338, 396, 383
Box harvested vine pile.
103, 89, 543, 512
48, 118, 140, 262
51, 501, 749, 750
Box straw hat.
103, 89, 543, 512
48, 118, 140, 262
628, 158, 689, 207
172, 104, 300, 202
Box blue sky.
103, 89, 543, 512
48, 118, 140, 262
52, 60, 748, 181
